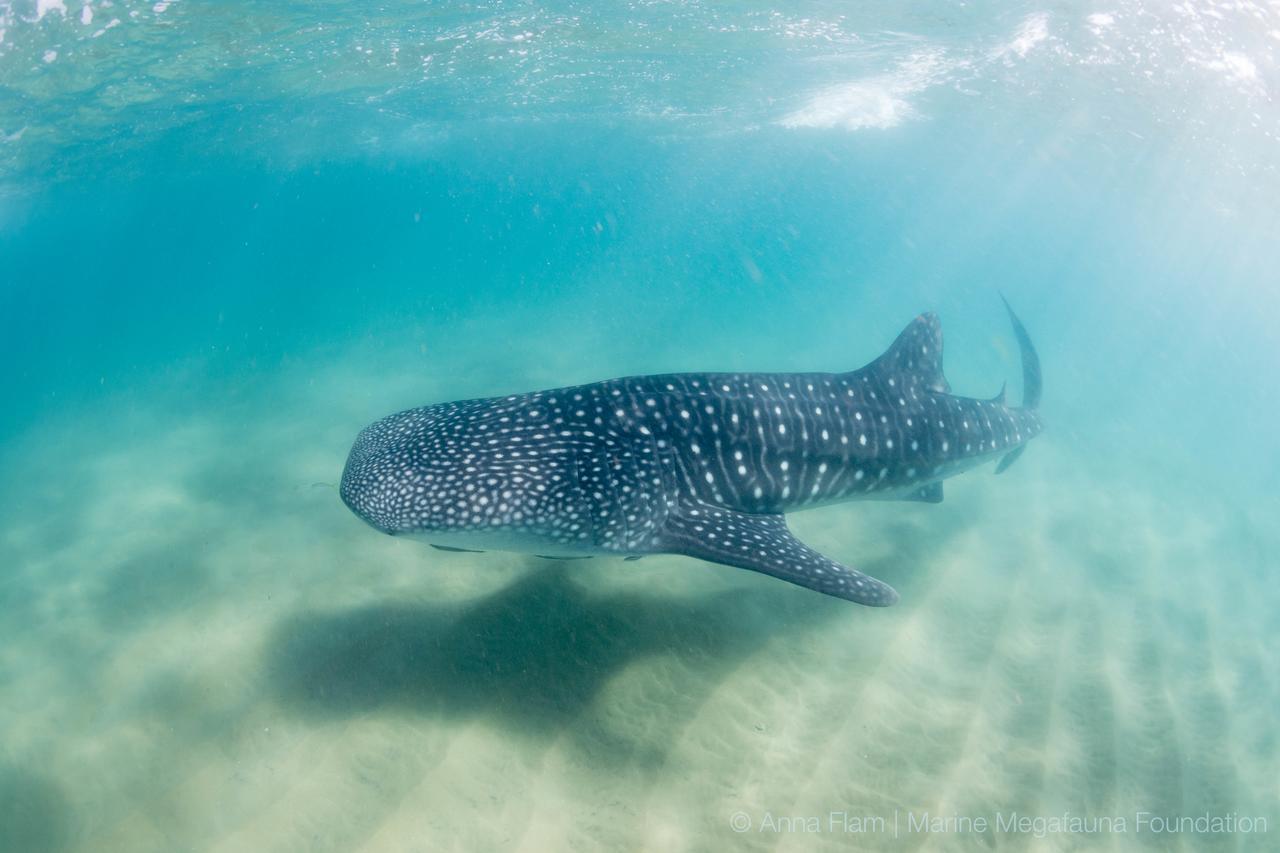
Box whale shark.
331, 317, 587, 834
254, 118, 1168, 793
340, 301, 1042, 606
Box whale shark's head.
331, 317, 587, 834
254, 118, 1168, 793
339, 400, 600, 554
339, 407, 438, 535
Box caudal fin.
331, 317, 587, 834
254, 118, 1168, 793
994, 296, 1041, 475
1000, 294, 1041, 409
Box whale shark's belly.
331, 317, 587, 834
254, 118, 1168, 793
401, 527, 615, 557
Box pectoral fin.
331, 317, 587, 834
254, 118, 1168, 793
657, 503, 898, 606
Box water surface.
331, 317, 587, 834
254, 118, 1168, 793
2, 2, 1277, 851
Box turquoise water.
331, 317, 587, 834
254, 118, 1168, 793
2, 2, 1278, 851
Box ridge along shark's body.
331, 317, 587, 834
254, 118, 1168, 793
340, 301, 1042, 606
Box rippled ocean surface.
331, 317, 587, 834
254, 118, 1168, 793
2, 2, 1278, 851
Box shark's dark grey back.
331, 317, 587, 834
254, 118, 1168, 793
607, 312, 1040, 516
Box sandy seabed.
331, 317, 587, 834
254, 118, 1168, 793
2, 343, 1276, 853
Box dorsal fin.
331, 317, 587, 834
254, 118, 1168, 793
863, 312, 950, 393
988, 381, 1006, 405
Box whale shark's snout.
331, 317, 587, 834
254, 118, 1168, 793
339, 410, 430, 535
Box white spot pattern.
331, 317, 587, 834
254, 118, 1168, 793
340, 310, 1042, 607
